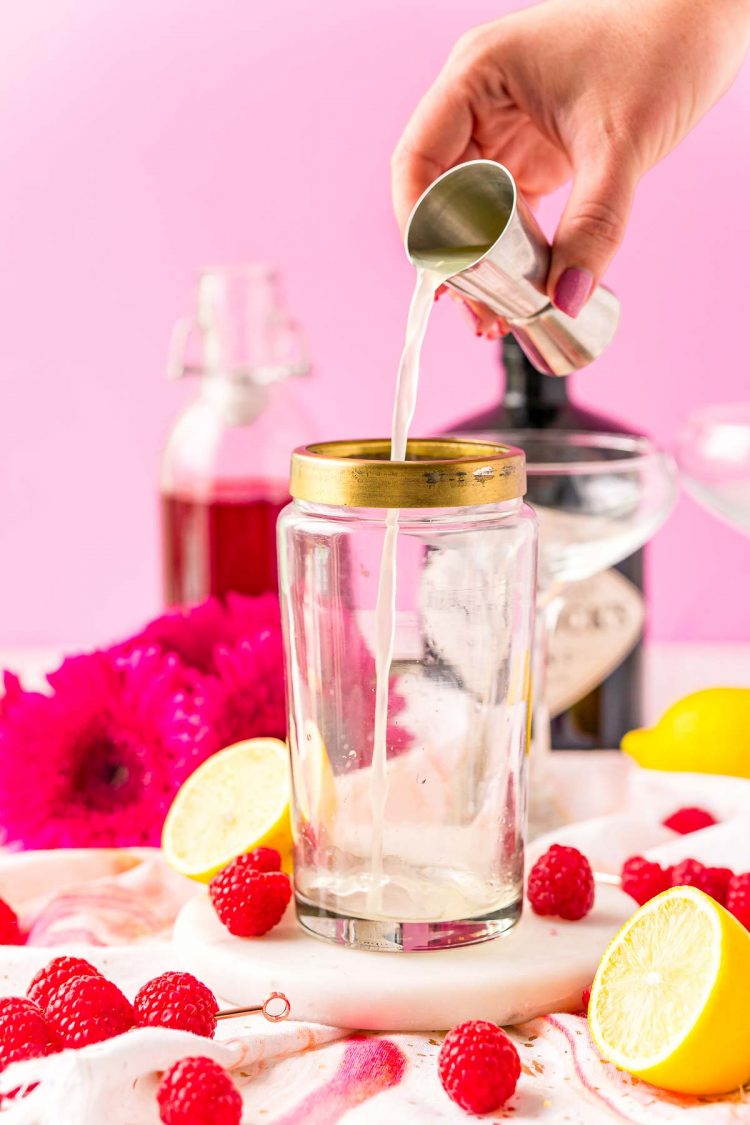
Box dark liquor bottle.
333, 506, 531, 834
447, 335, 644, 749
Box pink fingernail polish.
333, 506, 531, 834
553, 267, 594, 318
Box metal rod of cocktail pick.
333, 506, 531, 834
215, 991, 290, 1024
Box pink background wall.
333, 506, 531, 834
1, 0, 749, 647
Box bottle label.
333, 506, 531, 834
547, 569, 644, 717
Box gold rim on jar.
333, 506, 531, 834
289, 438, 526, 509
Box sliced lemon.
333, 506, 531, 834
162, 738, 291, 883
589, 886, 750, 1094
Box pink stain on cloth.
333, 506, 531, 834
0, 766, 749, 1120
273, 1037, 407, 1124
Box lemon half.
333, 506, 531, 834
589, 886, 750, 1095
162, 738, 291, 882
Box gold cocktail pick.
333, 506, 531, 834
215, 991, 290, 1024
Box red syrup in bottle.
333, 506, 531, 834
162, 480, 290, 605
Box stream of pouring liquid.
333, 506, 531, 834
367, 248, 490, 914
367, 268, 439, 913
367, 245, 492, 917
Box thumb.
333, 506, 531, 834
548, 154, 638, 317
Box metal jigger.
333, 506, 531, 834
404, 159, 620, 376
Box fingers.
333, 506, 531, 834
461, 298, 509, 338
391, 77, 475, 233
442, 291, 509, 339
548, 151, 639, 316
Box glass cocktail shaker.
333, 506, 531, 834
278, 438, 537, 951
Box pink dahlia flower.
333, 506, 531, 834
0, 589, 412, 850
124, 593, 281, 675
126, 591, 409, 766
0, 649, 211, 848
121, 593, 287, 750
0, 672, 23, 718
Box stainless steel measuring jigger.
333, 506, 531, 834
404, 159, 620, 376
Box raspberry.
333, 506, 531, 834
157, 1056, 242, 1125
209, 859, 291, 937
670, 859, 734, 905
527, 844, 594, 921
0, 900, 21, 946
670, 858, 706, 889
702, 867, 734, 905
45, 975, 135, 1048
726, 873, 750, 929
241, 847, 282, 873
0, 997, 59, 1071
663, 807, 717, 835
27, 956, 102, 1013
135, 972, 218, 1038
581, 986, 592, 1013
438, 1020, 520, 1114
621, 856, 671, 905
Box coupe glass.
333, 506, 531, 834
457, 431, 678, 833
676, 403, 750, 535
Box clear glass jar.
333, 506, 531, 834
278, 439, 537, 951
161, 265, 310, 606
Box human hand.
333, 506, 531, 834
392, 0, 750, 333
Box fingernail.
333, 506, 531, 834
434, 284, 447, 302
553, 267, 594, 318
485, 323, 502, 341
460, 303, 482, 331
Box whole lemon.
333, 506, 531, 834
621, 688, 750, 777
